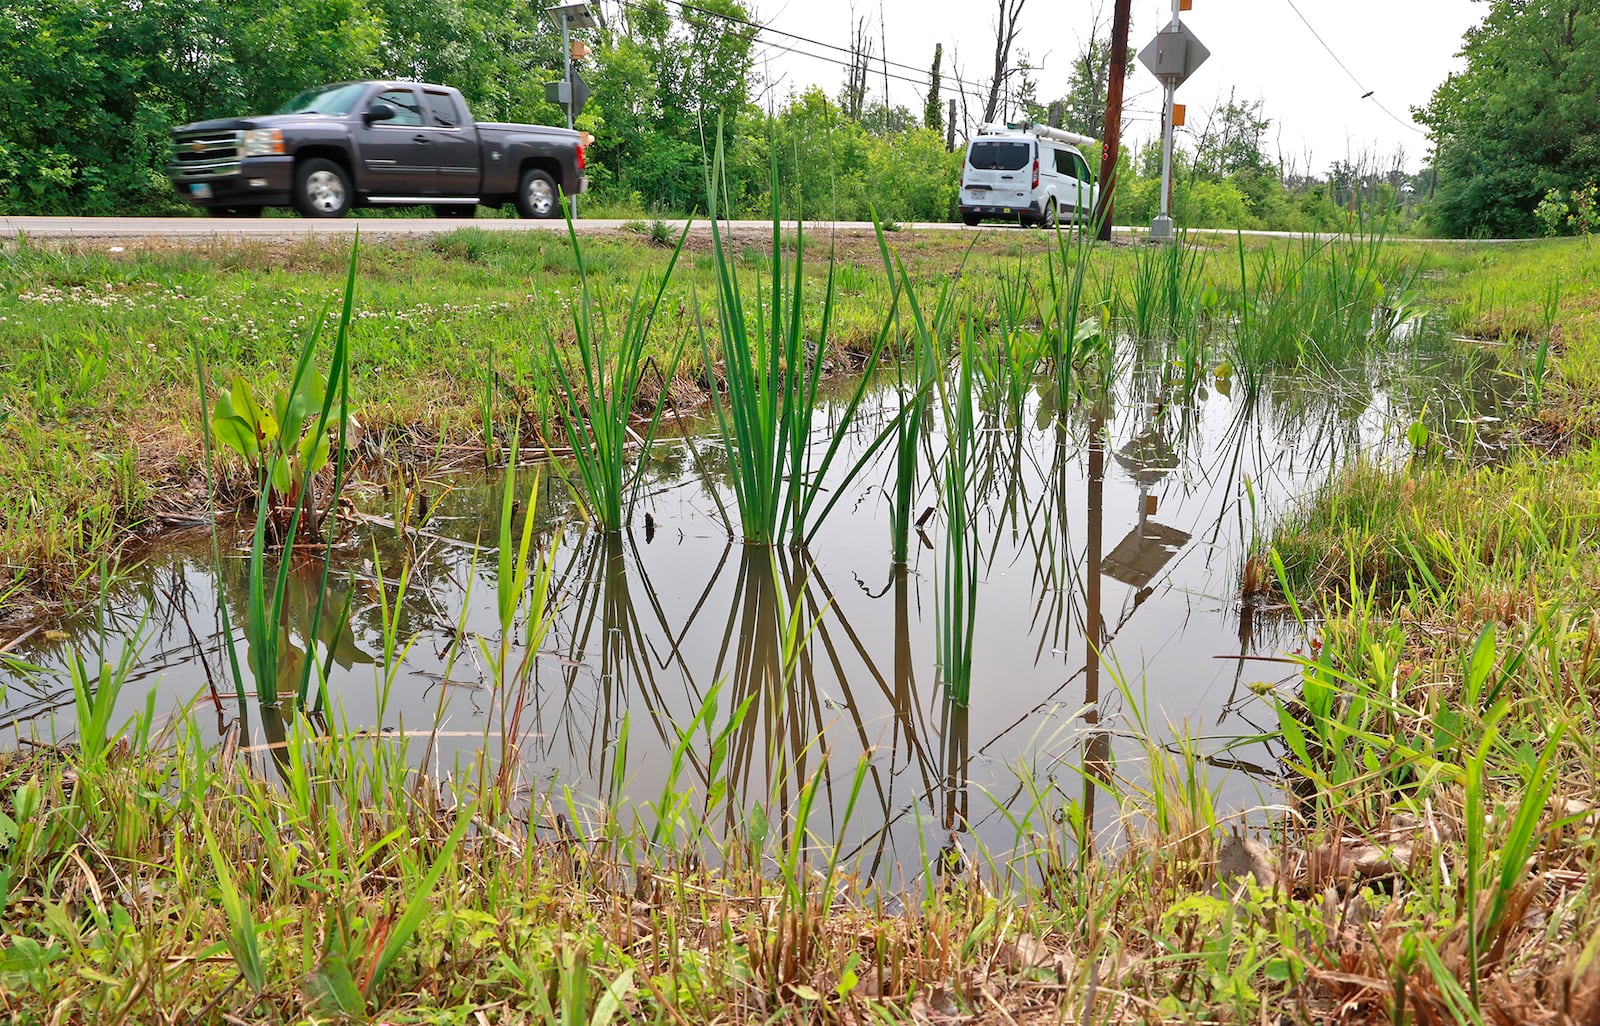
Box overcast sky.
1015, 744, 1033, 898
745, 0, 1482, 173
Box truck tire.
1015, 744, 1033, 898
961, 212, 981, 227
515, 169, 560, 219
433, 203, 477, 219
294, 158, 352, 218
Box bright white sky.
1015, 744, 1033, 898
746, 0, 1483, 173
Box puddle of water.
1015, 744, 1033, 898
2, 329, 1515, 874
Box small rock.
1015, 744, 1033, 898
1217, 831, 1278, 895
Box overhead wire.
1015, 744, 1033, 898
608, 0, 1159, 132
1278, 0, 1427, 136
611, 0, 995, 113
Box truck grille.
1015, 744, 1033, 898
170, 131, 242, 177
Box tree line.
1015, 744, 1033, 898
1, 0, 1592, 236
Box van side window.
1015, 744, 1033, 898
1054, 149, 1076, 178
375, 88, 424, 126
1076, 153, 1094, 182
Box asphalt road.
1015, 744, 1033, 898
1, 215, 958, 240
0, 215, 1499, 243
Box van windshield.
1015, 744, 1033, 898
968, 141, 1031, 171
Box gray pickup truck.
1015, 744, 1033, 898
168, 81, 587, 218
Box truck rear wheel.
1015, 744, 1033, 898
294, 158, 351, 218
961, 212, 981, 227
515, 169, 560, 219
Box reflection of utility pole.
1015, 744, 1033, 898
1094, 0, 1133, 240
1080, 403, 1112, 856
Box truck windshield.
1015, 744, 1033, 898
275, 84, 367, 116
968, 141, 1031, 171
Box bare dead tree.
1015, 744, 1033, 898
844, 11, 873, 122
982, 0, 1027, 124
952, 44, 974, 144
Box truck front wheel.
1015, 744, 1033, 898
294, 159, 352, 218
515, 169, 560, 219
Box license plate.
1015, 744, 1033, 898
189, 183, 213, 199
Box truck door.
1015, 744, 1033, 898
354, 86, 434, 196
420, 89, 481, 198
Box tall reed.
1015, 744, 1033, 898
695, 138, 897, 546
874, 219, 956, 564
936, 332, 979, 705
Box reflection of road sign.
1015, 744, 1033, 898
1138, 21, 1210, 87
545, 72, 590, 116
1102, 521, 1191, 588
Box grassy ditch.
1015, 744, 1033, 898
5, 217, 1600, 1022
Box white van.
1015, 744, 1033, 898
958, 123, 1100, 228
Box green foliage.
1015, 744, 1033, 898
1418, 1, 1600, 237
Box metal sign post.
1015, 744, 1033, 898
546, 2, 596, 219
1138, 1, 1209, 241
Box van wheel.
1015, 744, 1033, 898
1041, 199, 1058, 229
961, 213, 980, 227
294, 158, 351, 218
515, 170, 560, 219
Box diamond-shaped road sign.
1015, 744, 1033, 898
544, 70, 591, 116
1138, 21, 1210, 88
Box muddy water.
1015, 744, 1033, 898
2, 335, 1512, 872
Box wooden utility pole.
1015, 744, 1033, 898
947, 98, 957, 151
1093, 0, 1133, 240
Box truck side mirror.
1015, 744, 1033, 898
364, 101, 397, 124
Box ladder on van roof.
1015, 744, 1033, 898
977, 121, 1097, 148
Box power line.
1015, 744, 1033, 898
611, 0, 988, 109
1279, 0, 1426, 136
608, 0, 1148, 133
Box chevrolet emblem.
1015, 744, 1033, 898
190, 141, 205, 153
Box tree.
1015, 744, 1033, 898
1060, 9, 1133, 138
982, 0, 1026, 124
1191, 92, 1271, 179
924, 44, 944, 132
843, 15, 873, 122
1417, 1, 1600, 237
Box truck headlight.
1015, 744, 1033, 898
242, 129, 284, 156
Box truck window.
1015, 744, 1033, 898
375, 89, 425, 126
423, 90, 465, 128
275, 83, 366, 116
968, 141, 1031, 171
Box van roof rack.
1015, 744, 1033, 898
976, 121, 1097, 148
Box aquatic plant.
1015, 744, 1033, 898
195, 238, 356, 712
545, 216, 691, 531
695, 140, 897, 546
936, 333, 980, 705
874, 221, 956, 564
